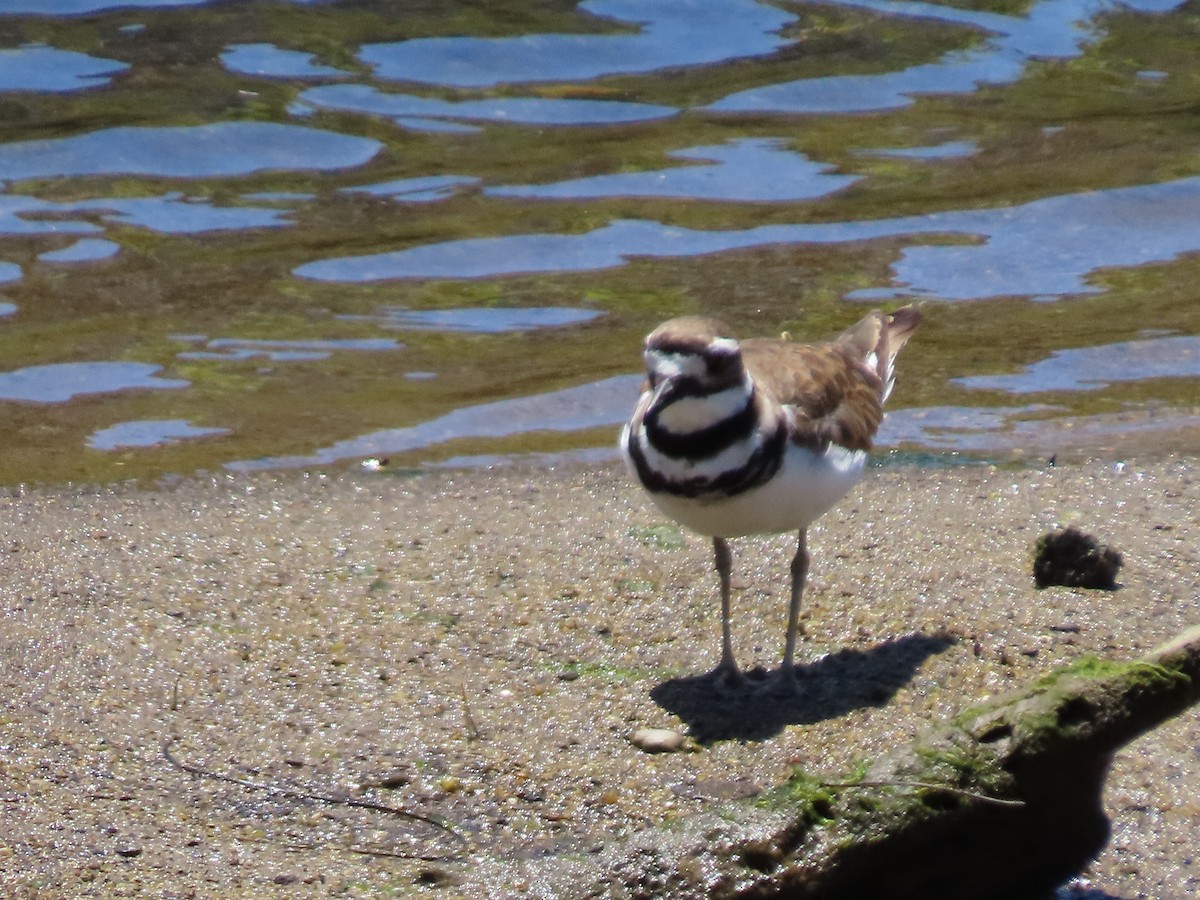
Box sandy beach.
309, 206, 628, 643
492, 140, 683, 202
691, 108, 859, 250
1, 456, 1197, 898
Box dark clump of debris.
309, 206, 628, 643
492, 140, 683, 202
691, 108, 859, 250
1033, 527, 1123, 590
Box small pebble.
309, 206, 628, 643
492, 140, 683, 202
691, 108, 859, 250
630, 727, 687, 753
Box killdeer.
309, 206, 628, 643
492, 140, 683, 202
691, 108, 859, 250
620, 306, 922, 688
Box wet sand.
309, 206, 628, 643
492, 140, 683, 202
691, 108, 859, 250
1, 457, 1197, 898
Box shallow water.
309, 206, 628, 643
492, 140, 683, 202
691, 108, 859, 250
0, 0, 1198, 484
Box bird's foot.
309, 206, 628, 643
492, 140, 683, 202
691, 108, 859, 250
705, 661, 749, 692
760, 663, 803, 696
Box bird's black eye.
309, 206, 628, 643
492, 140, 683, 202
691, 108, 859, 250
705, 340, 741, 377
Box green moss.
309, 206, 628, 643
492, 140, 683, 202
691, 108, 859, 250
960, 655, 1192, 755
555, 660, 650, 683
913, 737, 1014, 799
758, 769, 837, 828
616, 578, 655, 595
629, 524, 687, 550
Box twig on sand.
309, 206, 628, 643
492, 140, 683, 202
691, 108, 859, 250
162, 737, 467, 860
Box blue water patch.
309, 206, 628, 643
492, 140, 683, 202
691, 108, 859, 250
0, 301, 15, 316
295, 176, 1200, 303
0, 193, 292, 237
0, 0, 327, 12
0, 45, 129, 92
878, 404, 1062, 449
342, 175, 480, 203
1, 193, 293, 236
392, 117, 482, 135
0, 121, 381, 181
863, 140, 978, 160
486, 139, 860, 202
0, 195, 102, 237
357, 0, 795, 88
221, 43, 351, 79
176, 336, 400, 362
69, 195, 294, 234
709, 0, 1188, 115
298, 83, 677, 129
38, 238, 121, 263
880, 402, 1200, 455
0, 361, 188, 403
88, 418, 230, 450
953, 335, 1200, 393
229, 373, 642, 470
0, 261, 21, 283
338, 306, 602, 333
0, 0, 209, 11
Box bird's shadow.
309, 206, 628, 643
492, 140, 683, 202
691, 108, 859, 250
651, 631, 957, 744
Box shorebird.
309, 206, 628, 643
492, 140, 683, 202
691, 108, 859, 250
620, 306, 922, 689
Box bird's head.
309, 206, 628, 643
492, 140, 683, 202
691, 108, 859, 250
643, 317, 744, 394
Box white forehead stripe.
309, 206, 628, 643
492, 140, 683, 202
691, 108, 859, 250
645, 348, 708, 380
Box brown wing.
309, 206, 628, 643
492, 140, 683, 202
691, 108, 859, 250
740, 338, 884, 452
741, 306, 923, 451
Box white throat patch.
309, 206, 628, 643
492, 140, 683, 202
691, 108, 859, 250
655, 381, 752, 434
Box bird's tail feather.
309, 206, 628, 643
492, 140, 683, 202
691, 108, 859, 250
840, 304, 924, 403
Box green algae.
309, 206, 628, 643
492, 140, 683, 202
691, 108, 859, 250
2, 0, 1200, 486
758, 769, 837, 829
958, 655, 1194, 760
629, 524, 687, 550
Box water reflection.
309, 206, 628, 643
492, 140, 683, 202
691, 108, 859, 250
0, 361, 187, 403
232, 376, 1192, 469
709, 0, 1187, 114
230, 374, 642, 471
337, 306, 602, 333
0, 45, 128, 92
0, 122, 380, 180
878, 404, 1061, 449
296, 177, 1200, 302
954, 335, 1200, 393
297, 84, 677, 129
3, 192, 302, 239
88, 418, 229, 450
38, 238, 120, 263
66, 194, 292, 234
221, 43, 350, 80
881, 403, 1200, 455
487, 139, 859, 202
357, 0, 795, 87
175, 336, 400, 362
0, 0, 319, 13
342, 175, 480, 203
863, 140, 977, 160
0, 0, 1196, 486
1, 195, 99, 237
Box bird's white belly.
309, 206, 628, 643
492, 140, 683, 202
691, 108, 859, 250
647, 443, 867, 538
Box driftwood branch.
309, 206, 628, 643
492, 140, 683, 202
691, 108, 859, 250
543, 626, 1200, 899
